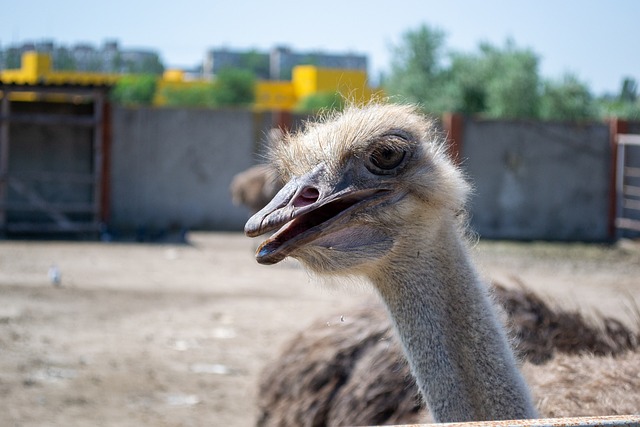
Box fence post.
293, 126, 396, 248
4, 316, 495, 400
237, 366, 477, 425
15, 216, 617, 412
273, 110, 293, 132
101, 101, 112, 226
442, 112, 464, 166
608, 118, 629, 240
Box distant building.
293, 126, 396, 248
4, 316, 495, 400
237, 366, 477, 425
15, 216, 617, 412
204, 45, 368, 80
203, 48, 268, 79
269, 46, 367, 80
0, 40, 163, 74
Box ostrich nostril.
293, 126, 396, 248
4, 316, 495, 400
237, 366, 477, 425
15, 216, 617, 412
293, 187, 320, 207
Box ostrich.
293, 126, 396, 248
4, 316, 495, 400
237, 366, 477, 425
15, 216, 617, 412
245, 103, 537, 422
255, 283, 640, 426
230, 128, 284, 214
230, 163, 282, 213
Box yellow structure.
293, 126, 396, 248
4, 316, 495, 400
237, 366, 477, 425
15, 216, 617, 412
255, 80, 297, 111
2, 52, 381, 110
154, 64, 380, 110
162, 69, 187, 82
0, 52, 119, 102
0, 51, 119, 86
255, 65, 381, 111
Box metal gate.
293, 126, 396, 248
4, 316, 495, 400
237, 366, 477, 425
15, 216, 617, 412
615, 133, 640, 238
0, 83, 110, 235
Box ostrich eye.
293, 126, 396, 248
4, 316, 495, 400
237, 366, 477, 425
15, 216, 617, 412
367, 147, 406, 174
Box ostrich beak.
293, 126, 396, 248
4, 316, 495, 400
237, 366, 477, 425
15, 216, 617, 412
244, 165, 389, 265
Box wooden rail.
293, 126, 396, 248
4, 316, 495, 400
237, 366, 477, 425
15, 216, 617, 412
394, 414, 640, 427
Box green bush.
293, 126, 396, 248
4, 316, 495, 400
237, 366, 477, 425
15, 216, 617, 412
211, 68, 256, 107
159, 84, 217, 107
540, 74, 596, 121
111, 75, 157, 106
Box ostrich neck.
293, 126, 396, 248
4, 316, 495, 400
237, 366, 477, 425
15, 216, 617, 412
371, 224, 536, 422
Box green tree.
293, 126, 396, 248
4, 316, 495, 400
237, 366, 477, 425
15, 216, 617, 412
597, 77, 640, 119
384, 25, 451, 113
619, 77, 638, 103
597, 98, 640, 119
446, 52, 488, 114
240, 50, 270, 79
211, 68, 256, 107
110, 75, 158, 106
136, 54, 165, 75
479, 41, 541, 119
444, 40, 542, 118
385, 26, 542, 118
160, 84, 216, 107
540, 74, 595, 121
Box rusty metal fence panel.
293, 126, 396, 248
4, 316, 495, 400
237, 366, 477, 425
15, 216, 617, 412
615, 134, 640, 238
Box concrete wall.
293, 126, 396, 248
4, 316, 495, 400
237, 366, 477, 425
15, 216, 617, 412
108, 109, 632, 241
462, 118, 612, 241
110, 107, 267, 232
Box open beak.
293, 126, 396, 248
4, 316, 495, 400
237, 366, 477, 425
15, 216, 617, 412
244, 164, 389, 265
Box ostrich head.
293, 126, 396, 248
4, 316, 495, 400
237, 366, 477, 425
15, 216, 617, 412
245, 103, 470, 276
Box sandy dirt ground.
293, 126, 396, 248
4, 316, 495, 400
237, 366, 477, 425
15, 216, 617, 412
1, 232, 639, 427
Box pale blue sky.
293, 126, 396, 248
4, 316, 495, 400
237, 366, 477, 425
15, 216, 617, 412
3, 0, 638, 94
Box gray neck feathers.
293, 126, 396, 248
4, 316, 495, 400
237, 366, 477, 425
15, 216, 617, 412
371, 225, 537, 422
